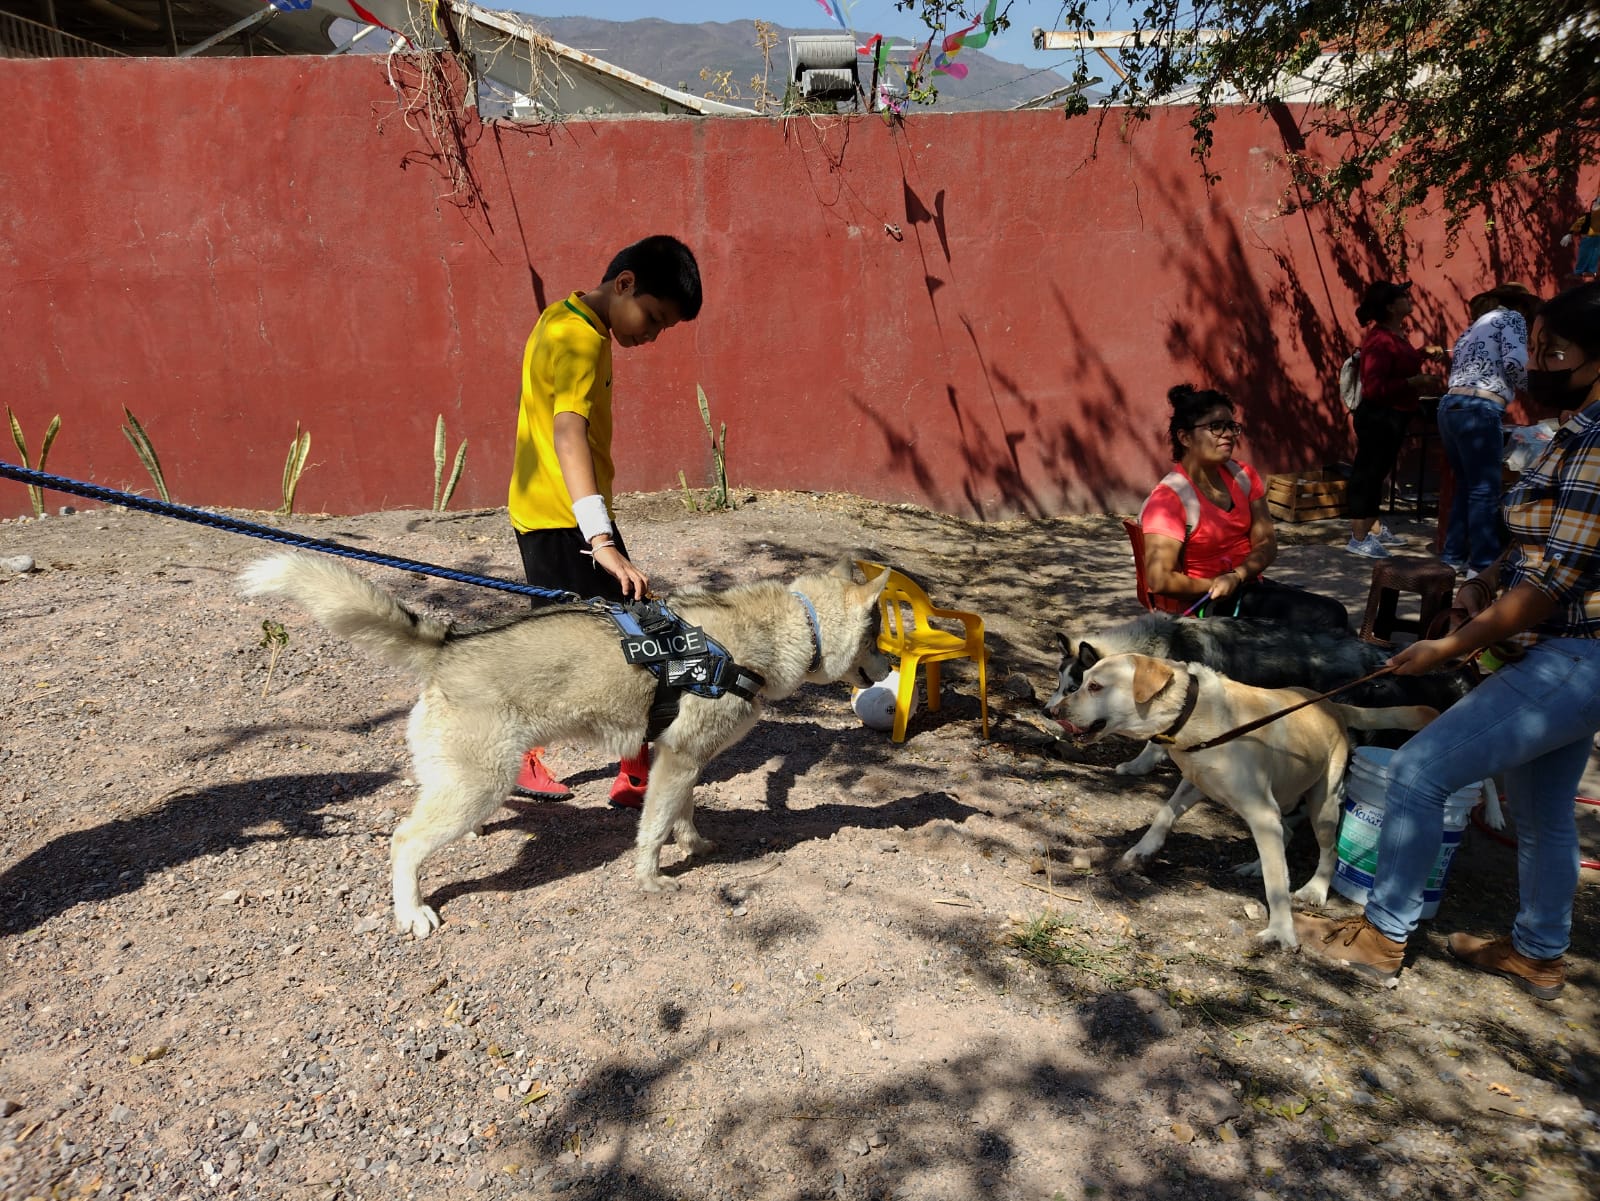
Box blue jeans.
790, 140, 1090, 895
1578, 235, 1600, 277
1437, 393, 1507, 571
1365, 638, 1600, 958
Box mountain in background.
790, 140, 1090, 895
513, 15, 1072, 112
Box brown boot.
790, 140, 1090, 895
1447, 934, 1566, 1000
1294, 914, 1405, 987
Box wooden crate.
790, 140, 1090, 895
1265, 469, 1347, 522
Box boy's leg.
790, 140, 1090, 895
609, 745, 652, 810
514, 527, 650, 804
516, 526, 631, 603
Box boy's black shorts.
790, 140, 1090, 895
515, 525, 632, 605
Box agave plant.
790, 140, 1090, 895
278, 424, 312, 516
121, 408, 171, 502
432, 415, 468, 513
6, 407, 62, 518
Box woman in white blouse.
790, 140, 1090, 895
1437, 284, 1543, 574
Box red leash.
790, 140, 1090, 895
1471, 795, 1600, 872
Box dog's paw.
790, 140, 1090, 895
677, 833, 717, 858
1115, 849, 1152, 873
1253, 925, 1299, 950
1232, 858, 1265, 879
1480, 801, 1506, 831
637, 873, 682, 894
396, 905, 441, 939
1292, 883, 1330, 906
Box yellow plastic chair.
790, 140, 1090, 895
855, 559, 989, 743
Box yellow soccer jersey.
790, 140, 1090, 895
508, 293, 615, 532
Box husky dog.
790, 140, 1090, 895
1057, 653, 1436, 947
241, 554, 890, 938
1045, 613, 1474, 776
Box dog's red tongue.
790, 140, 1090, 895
1054, 717, 1084, 735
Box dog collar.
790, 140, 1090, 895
1150, 672, 1201, 746
791, 591, 823, 673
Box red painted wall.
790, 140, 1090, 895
0, 55, 1578, 521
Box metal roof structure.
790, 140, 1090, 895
0, 1, 756, 116
1031, 26, 1353, 104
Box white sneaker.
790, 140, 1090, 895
1374, 524, 1408, 547
1345, 534, 1390, 559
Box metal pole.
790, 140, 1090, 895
158, 0, 178, 55
178, 5, 279, 58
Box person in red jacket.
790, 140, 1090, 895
1345, 280, 1446, 558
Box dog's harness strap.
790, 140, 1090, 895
791, 590, 823, 673
1178, 665, 1399, 752
601, 600, 766, 737
1150, 673, 1202, 745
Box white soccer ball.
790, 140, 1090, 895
852, 669, 916, 732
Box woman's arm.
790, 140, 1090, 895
1143, 531, 1216, 602
1241, 496, 1277, 578
1389, 583, 1558, 674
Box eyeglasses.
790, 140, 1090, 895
1189, 420, 1244, 437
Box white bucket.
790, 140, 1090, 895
1332, 746, 1482, 919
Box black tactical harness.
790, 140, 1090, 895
605, 599, 766, 741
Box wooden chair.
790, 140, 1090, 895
1358, 558, 1458, 645
855, 560, 988, 743
1122, 518, 1155, 611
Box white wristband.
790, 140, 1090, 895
571, 493, 612, 542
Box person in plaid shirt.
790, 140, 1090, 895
1298, 281, 1600, 998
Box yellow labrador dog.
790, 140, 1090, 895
241, 554, 890, 938
1053, 652, 1435, 948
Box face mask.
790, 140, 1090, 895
1526, 367, 1588, 410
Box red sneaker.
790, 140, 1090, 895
608, 746, 651, 809
512, 748, 572, 800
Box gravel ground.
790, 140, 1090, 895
1, 490, 1597, 1201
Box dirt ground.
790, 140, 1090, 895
1, 489, 1598, 1201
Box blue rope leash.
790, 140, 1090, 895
0, 462, 575, 602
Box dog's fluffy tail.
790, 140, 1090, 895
1334, 703, 1438, 732
239, 553, 449, 676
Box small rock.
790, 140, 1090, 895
2, 555, 34, 574
0, 1099, 22, 1117
58, 505, 75, 516
1241, 901, 1264, 921
213, 890, 242, 906
1170, 1122, 1196, 1143
352, 916, 384, 935
999, 673, 1036, 701
109, 1104, 134, 1123
256, 1141, 279, 1166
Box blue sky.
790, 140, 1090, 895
498, 2, 1111, 73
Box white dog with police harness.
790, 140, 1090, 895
241, 553, 890, 938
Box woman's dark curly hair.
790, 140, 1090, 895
1166, 383, 1234, 460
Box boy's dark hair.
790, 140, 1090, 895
1166, 383, 1234, 459
1538, 280, 1600, 360
603, 235, 702, 319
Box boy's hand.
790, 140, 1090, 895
593, 543, 650, 599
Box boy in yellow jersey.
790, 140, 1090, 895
508, 235, 703, 807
